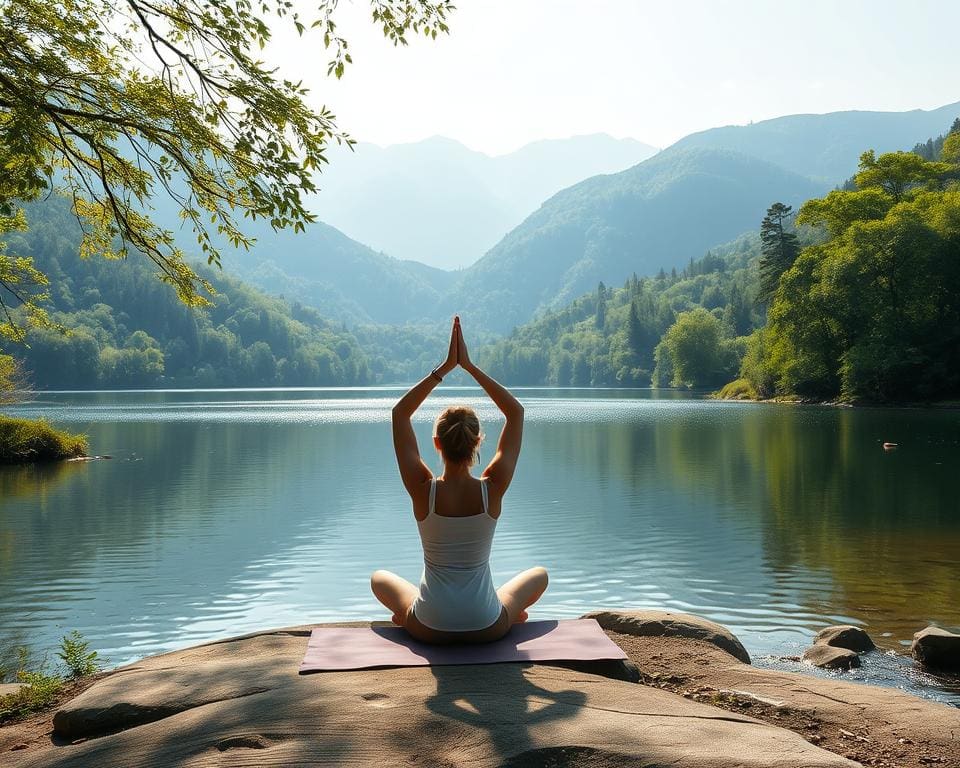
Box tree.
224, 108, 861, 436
757, 202, 800, 302
594, 282, 607, 329
659, 308, 725, 389
0, 0, 454, 340
854, 150, 951, 202
0, 353, 29, 403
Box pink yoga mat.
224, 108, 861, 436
299, 619, 627, 673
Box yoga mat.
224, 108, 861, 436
299, 618, 627, 673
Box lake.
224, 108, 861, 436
1, 389, 959, 705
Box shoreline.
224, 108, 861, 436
3, 610, 958, 767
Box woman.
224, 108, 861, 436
371, 316, 549, 644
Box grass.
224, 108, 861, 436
714, 378, 758, 400
0, 633, 101, 724
0, 416, 87, 464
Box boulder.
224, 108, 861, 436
813, 625, 875, 653
912, 626, 960, 671
801, 644, 861, 670
6, 624, 857, 768
582, 609, 751, 664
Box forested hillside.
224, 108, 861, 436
4, 199, 372, 389
451, 148, 822, 333
481, 117, 960, 402
735, 123, 960, 402
478, 233, 764, 386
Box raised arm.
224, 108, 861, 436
457, 323, 524, 494
392, 317, 458, 496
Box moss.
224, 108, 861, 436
714, 378, 758, 400
0, 416, 87, 464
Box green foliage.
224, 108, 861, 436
0, 631, 100, 722
57, 631, 99, 679
757, 203, 800, 302
0, 353, 29, 403
854, 150, 952, 202
479, 235, 765, 387
0, 669, 63, 722
658, 308, 733, 389
715, 378, 758, 400
0, 0, 453, 339
4, 198, 373, 388
0, 416, 87, 463
741, 129, 960, 402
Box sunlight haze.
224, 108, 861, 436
272, 0, 960, 154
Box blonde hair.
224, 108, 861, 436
435, 406, 483, 465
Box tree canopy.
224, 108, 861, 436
0, 0, 453, 341
739, 124, 960, 402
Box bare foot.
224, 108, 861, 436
516, 610, 529, 624
391, 613, 403, 626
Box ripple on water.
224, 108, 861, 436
1, 389, 958, 706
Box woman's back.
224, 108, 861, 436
417, 477, 497, 569
412, 477, 502, 632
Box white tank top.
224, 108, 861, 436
411, 477, 503, 631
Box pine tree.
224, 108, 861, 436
758, 202, 801, 303
595, 282, 607, 330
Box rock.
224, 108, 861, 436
912, 626, 960, 671
582, 609, 751, 664
801, 644, 861, 670
609, 630, 960, 768
0, 683, 26, 698
813, 625, 875, 653
6, 624, 857, 768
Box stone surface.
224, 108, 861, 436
813, 625, 875, 653
801, 644, 861, 670
911, 626, 960, 671
0, 683, 26, 698
583, 609, 752, 663
608, 629, 960, 768
5, 624, 857, 768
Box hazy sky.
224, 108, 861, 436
268, 0, 960, 155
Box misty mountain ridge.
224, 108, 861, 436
307, 133, 659, 269
166, 101, 959, 334
672, 101, 960, 182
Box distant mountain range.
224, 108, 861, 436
307, 134, 658, 269
175, 101, 960, 333
444, 101, 960, 332
672, 102, 960, 183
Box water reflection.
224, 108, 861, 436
0, 390, 957, 704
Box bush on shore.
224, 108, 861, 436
0, 632, 100, 723
0, 416, 87, 464
715, 378, 758, 400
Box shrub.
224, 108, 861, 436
716, 378, 758, 400
58, 631, 100, 678
0, 416, 87, 464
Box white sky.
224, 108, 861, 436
267, 0, 960, 155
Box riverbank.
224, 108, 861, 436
713, 381, 960, 408
0, 416, 87, 464
3, 610, 957, 767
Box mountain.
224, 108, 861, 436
308, 134, 658, 269
448, 147, 824, 333
220, 219, 453, 326
672, 102, 960, 183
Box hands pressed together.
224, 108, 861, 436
436, 315, 473, 378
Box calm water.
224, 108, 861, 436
1, 389, 959, 704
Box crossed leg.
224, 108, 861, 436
372, 565, 549, 631
497, 566, 549, 625
370, 569, 419, 626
